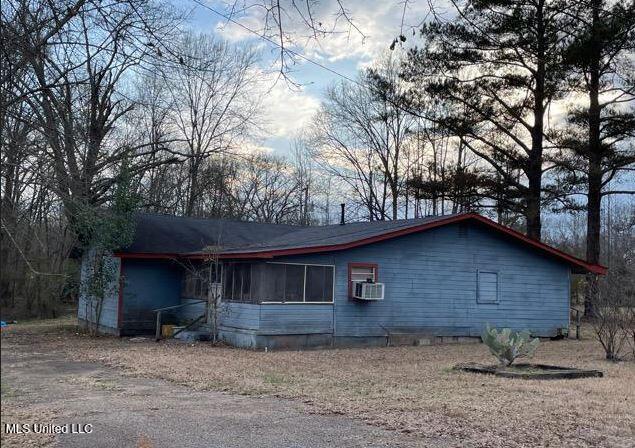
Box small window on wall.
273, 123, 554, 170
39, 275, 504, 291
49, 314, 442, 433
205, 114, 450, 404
348, 263, 378, 297
477, 271, 499, 304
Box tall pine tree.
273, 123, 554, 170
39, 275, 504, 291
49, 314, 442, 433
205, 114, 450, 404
403, 0, 573, 240
558, 0, 634, 315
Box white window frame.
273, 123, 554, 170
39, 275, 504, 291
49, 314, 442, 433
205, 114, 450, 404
350, 266, 376, 283
261, 262, 336, 304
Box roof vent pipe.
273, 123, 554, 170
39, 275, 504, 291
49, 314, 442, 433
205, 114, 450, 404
340, 203, 345, 225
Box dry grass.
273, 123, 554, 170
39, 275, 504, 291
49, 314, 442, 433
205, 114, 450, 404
3, 319, 635, 447
0, 406, 57, 448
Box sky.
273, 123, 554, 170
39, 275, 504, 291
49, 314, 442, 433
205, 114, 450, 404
181, 0, 435, 155
176, 0, 632, 209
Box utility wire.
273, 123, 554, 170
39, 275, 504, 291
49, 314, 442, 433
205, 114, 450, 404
188, 0, 362, 86
188, 0, 431, 126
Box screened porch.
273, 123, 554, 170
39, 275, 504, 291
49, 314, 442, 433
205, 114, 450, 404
221, 262, 335, 304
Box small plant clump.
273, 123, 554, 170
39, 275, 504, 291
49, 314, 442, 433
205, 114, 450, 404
481, 325, 540, 366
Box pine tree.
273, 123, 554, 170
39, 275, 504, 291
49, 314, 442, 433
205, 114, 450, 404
557, 0, 635, 315
402, 0, 573, 240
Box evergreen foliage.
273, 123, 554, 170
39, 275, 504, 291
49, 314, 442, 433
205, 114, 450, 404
402, 0, 575, 239
77, 161, 139, 333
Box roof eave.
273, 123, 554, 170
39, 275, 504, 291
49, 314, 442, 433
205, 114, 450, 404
116, 214, 607, 276
212, 213, 607, 275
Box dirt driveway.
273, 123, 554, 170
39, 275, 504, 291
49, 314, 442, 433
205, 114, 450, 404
1, 338, 428, 448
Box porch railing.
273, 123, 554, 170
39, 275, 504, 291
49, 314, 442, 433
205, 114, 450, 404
152, 299, 207, 341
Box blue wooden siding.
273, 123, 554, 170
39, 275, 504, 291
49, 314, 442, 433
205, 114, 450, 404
121, 259, 182, 331
260, 222, 570, 338
219, 303, 260, 330
259, 304, 334, 335
77, 251, 120, 331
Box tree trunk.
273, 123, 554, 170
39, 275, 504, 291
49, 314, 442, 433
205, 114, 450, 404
584, 0, 603, 318
526, 168, 542, 240
186, 157, 200, 216
525, 0, 546, 242
391, 184, 398, 220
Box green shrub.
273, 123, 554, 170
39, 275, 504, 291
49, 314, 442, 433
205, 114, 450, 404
481, 324, 540, 366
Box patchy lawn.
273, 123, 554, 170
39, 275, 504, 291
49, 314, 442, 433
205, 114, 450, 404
2, 318, 634, 448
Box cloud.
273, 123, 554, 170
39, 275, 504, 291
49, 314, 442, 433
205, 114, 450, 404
233, 141, 277, 155
259, 77, 321, 138
213, 8, 263, 41
211, 0, 435, 64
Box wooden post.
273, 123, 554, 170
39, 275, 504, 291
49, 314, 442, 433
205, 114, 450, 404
576, 309, 581, 340
155, 310, 162, 341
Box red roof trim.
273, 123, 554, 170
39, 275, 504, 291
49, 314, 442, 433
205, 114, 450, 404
114, 252, 180, 259
115, 213, 606, 275
209, 213, 607, 275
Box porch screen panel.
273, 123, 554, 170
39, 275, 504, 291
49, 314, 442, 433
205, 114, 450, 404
262, 263, 285, 301
222, 263, 258, 303
261, 263, 334, 303
240, 264, 251, 301
250, 263, 264, 300
284, 265, 304, 301
305, 266, 334, 302
232, 264, 242, 300
223, 264, 234, 300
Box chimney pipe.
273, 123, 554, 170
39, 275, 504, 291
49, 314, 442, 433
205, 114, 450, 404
340, 203, 345, 225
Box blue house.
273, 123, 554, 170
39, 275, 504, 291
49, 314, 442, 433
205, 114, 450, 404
78, 212, 605, 349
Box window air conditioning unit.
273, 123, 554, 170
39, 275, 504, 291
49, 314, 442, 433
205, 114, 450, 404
352, 281, 384, 301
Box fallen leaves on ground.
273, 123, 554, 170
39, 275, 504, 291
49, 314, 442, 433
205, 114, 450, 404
2, 319, 634, 448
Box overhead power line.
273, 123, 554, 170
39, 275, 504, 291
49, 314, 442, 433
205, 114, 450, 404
188, 0, 361, 86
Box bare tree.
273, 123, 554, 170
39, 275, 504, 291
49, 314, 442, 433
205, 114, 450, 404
199, 0, 367, 82
235, 152, 299, 223
1, 0, 87, 97
7, 0, 180, 243
310, 55, 415, 220
127, 71, 179, 213
166, 32, 262, 216
591, 203, 635, 360
405, 124, 485, 218
1, 0, 182, 317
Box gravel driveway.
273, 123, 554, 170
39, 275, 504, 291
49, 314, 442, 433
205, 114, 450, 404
1, 341, 425, 448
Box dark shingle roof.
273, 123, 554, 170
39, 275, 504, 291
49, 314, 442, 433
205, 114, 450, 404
216, 214, 459, 254
119, 212, 606, 275
122, 213, 302, 254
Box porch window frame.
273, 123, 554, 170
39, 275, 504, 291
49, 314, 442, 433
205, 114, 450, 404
260, 262, 336, 304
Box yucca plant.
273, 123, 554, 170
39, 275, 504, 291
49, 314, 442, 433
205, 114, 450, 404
481, 324, 540, 366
